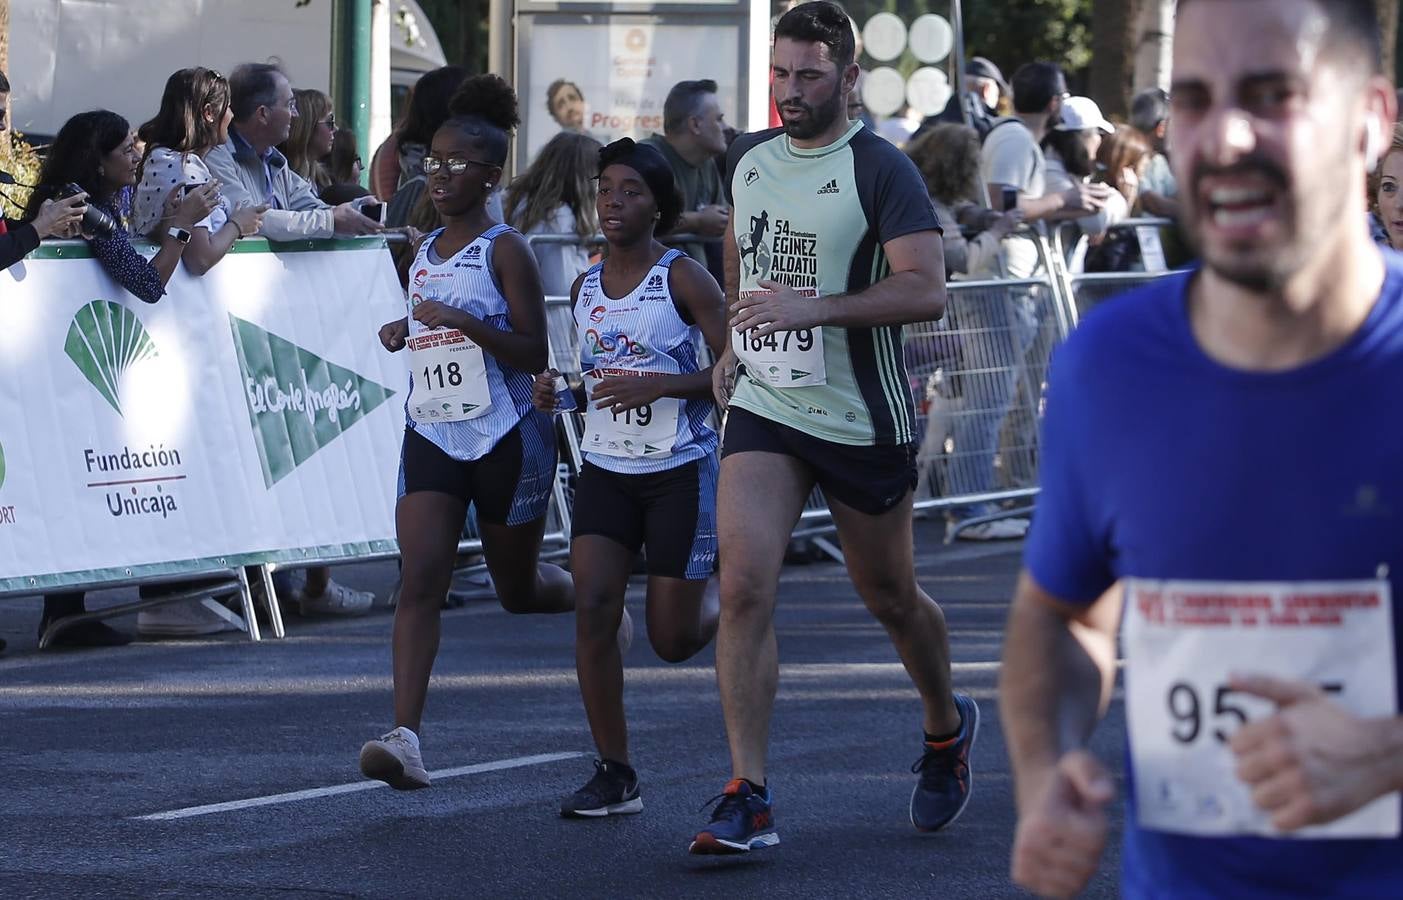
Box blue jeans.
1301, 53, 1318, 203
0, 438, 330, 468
946, 286, 1041, 520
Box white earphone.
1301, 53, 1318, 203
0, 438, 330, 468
1365, 117, 1383, 171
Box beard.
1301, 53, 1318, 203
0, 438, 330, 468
779, 80, 845, 140
1182, 152, 1317, 293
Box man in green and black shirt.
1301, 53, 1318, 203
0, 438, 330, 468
687, 0, 980, 856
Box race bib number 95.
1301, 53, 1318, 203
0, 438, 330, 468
1124, 578, 1399, 839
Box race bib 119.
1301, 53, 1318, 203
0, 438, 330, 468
1124, 578, 1399, 839
582, 369, 679, 459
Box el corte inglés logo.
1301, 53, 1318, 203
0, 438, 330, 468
229, 315, 395, 487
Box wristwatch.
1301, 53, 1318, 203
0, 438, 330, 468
167, 226, 192, 244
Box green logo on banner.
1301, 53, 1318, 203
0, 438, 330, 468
0, 441, 6, 490
229, 315, 396, 487
65, 300, 159, 415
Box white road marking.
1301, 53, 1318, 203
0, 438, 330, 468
131, 750, 586, 821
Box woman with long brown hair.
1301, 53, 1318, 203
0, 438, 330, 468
133, 66, 266, 275
506, 131, 603, 298
278, 88, 335, 194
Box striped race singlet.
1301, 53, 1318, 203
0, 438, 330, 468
573, 249, 718, 474
405, 223, 536, 461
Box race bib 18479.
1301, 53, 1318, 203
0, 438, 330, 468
1124, 578, 1399, 839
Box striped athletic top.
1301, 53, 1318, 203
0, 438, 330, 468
404, 223, 536, 461
573, 248, 718, 474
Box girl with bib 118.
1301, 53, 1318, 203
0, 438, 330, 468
360, 75, 576, 789
533, 139, 728, 817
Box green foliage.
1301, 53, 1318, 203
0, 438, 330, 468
0, 132, 42, 219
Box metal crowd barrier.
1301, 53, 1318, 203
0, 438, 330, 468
1050, 217, 1187, 324
16, 220, 1184, 645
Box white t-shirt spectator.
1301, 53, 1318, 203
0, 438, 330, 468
513, 200, 591, 299
980, 118, 1046, 278
130, 148, 227, 240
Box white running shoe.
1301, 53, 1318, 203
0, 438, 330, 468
360, 727, 431, 790
137, 600, 239, 637
294, 580, 374, 617
954, 518, 1030, 541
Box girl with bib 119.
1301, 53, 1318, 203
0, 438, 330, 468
359, 75, 576, 789
533, 139, 728, 817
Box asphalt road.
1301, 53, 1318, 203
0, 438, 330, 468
0, 525, 1126, 899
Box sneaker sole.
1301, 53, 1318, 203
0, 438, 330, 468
910, 695, 980, 834
688, 831, 780, 854
561, 796, 644, 818
359, 743, 431, 790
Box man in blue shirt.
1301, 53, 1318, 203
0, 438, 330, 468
1000, 1, 1403, 897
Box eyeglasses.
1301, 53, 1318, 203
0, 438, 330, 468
321, 115, 336, 129
422, 156, 496, 176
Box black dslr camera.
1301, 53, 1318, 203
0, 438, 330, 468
56, 183, 119, 237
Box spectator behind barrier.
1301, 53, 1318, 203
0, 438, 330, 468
913, 56, 1009, 143
906, 123, 1022, 278
642, 79, 729, 266
505, 131, 602, 298
0, 70, 86, 272
1370, 123, 1403, 250
279, 88, 335, 194
25, 109, 219, 648
132, 67, 268, 276
323, 127, 365, 202
1130, 86, 1180, 219
981, 62, 1114, 279
1082, 125, 1157, 273
205, 62, 381, 240
1042, 96, 1127, 245
384, 66, 469, 227
0, 69, 87, 656
26, 111, 217, 302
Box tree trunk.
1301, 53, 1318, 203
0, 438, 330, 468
1089, 0, 1141, 119
1377, 0, 1398, 84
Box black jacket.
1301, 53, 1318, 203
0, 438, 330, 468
0, 219, 40, 271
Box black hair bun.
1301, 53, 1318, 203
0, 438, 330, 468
448, 74, 521, 132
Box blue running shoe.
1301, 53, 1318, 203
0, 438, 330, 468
910, 693, 979, 832
689, 779, 780, 854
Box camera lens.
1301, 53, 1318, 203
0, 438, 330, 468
57, 182, 117, 237
81, 204, 118, 237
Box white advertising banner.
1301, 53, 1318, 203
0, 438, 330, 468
0, 239, 408, 592
523, 20, 741, 163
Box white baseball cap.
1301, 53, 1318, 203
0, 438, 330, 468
1055, 96, 1115, 135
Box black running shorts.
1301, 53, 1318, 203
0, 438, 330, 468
719, 406, 916, 516
570, 456, 719, 580
398, 413, 557, 526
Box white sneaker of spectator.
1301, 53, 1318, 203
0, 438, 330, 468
360, 726, 431, 790
292, 579, 374, 617
137, 599, 240, 637
955, 517, 1030, 541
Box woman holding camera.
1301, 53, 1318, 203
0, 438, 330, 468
132, 68, 267, 276
26, 109, 217, 304
24, 109, 217, 648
